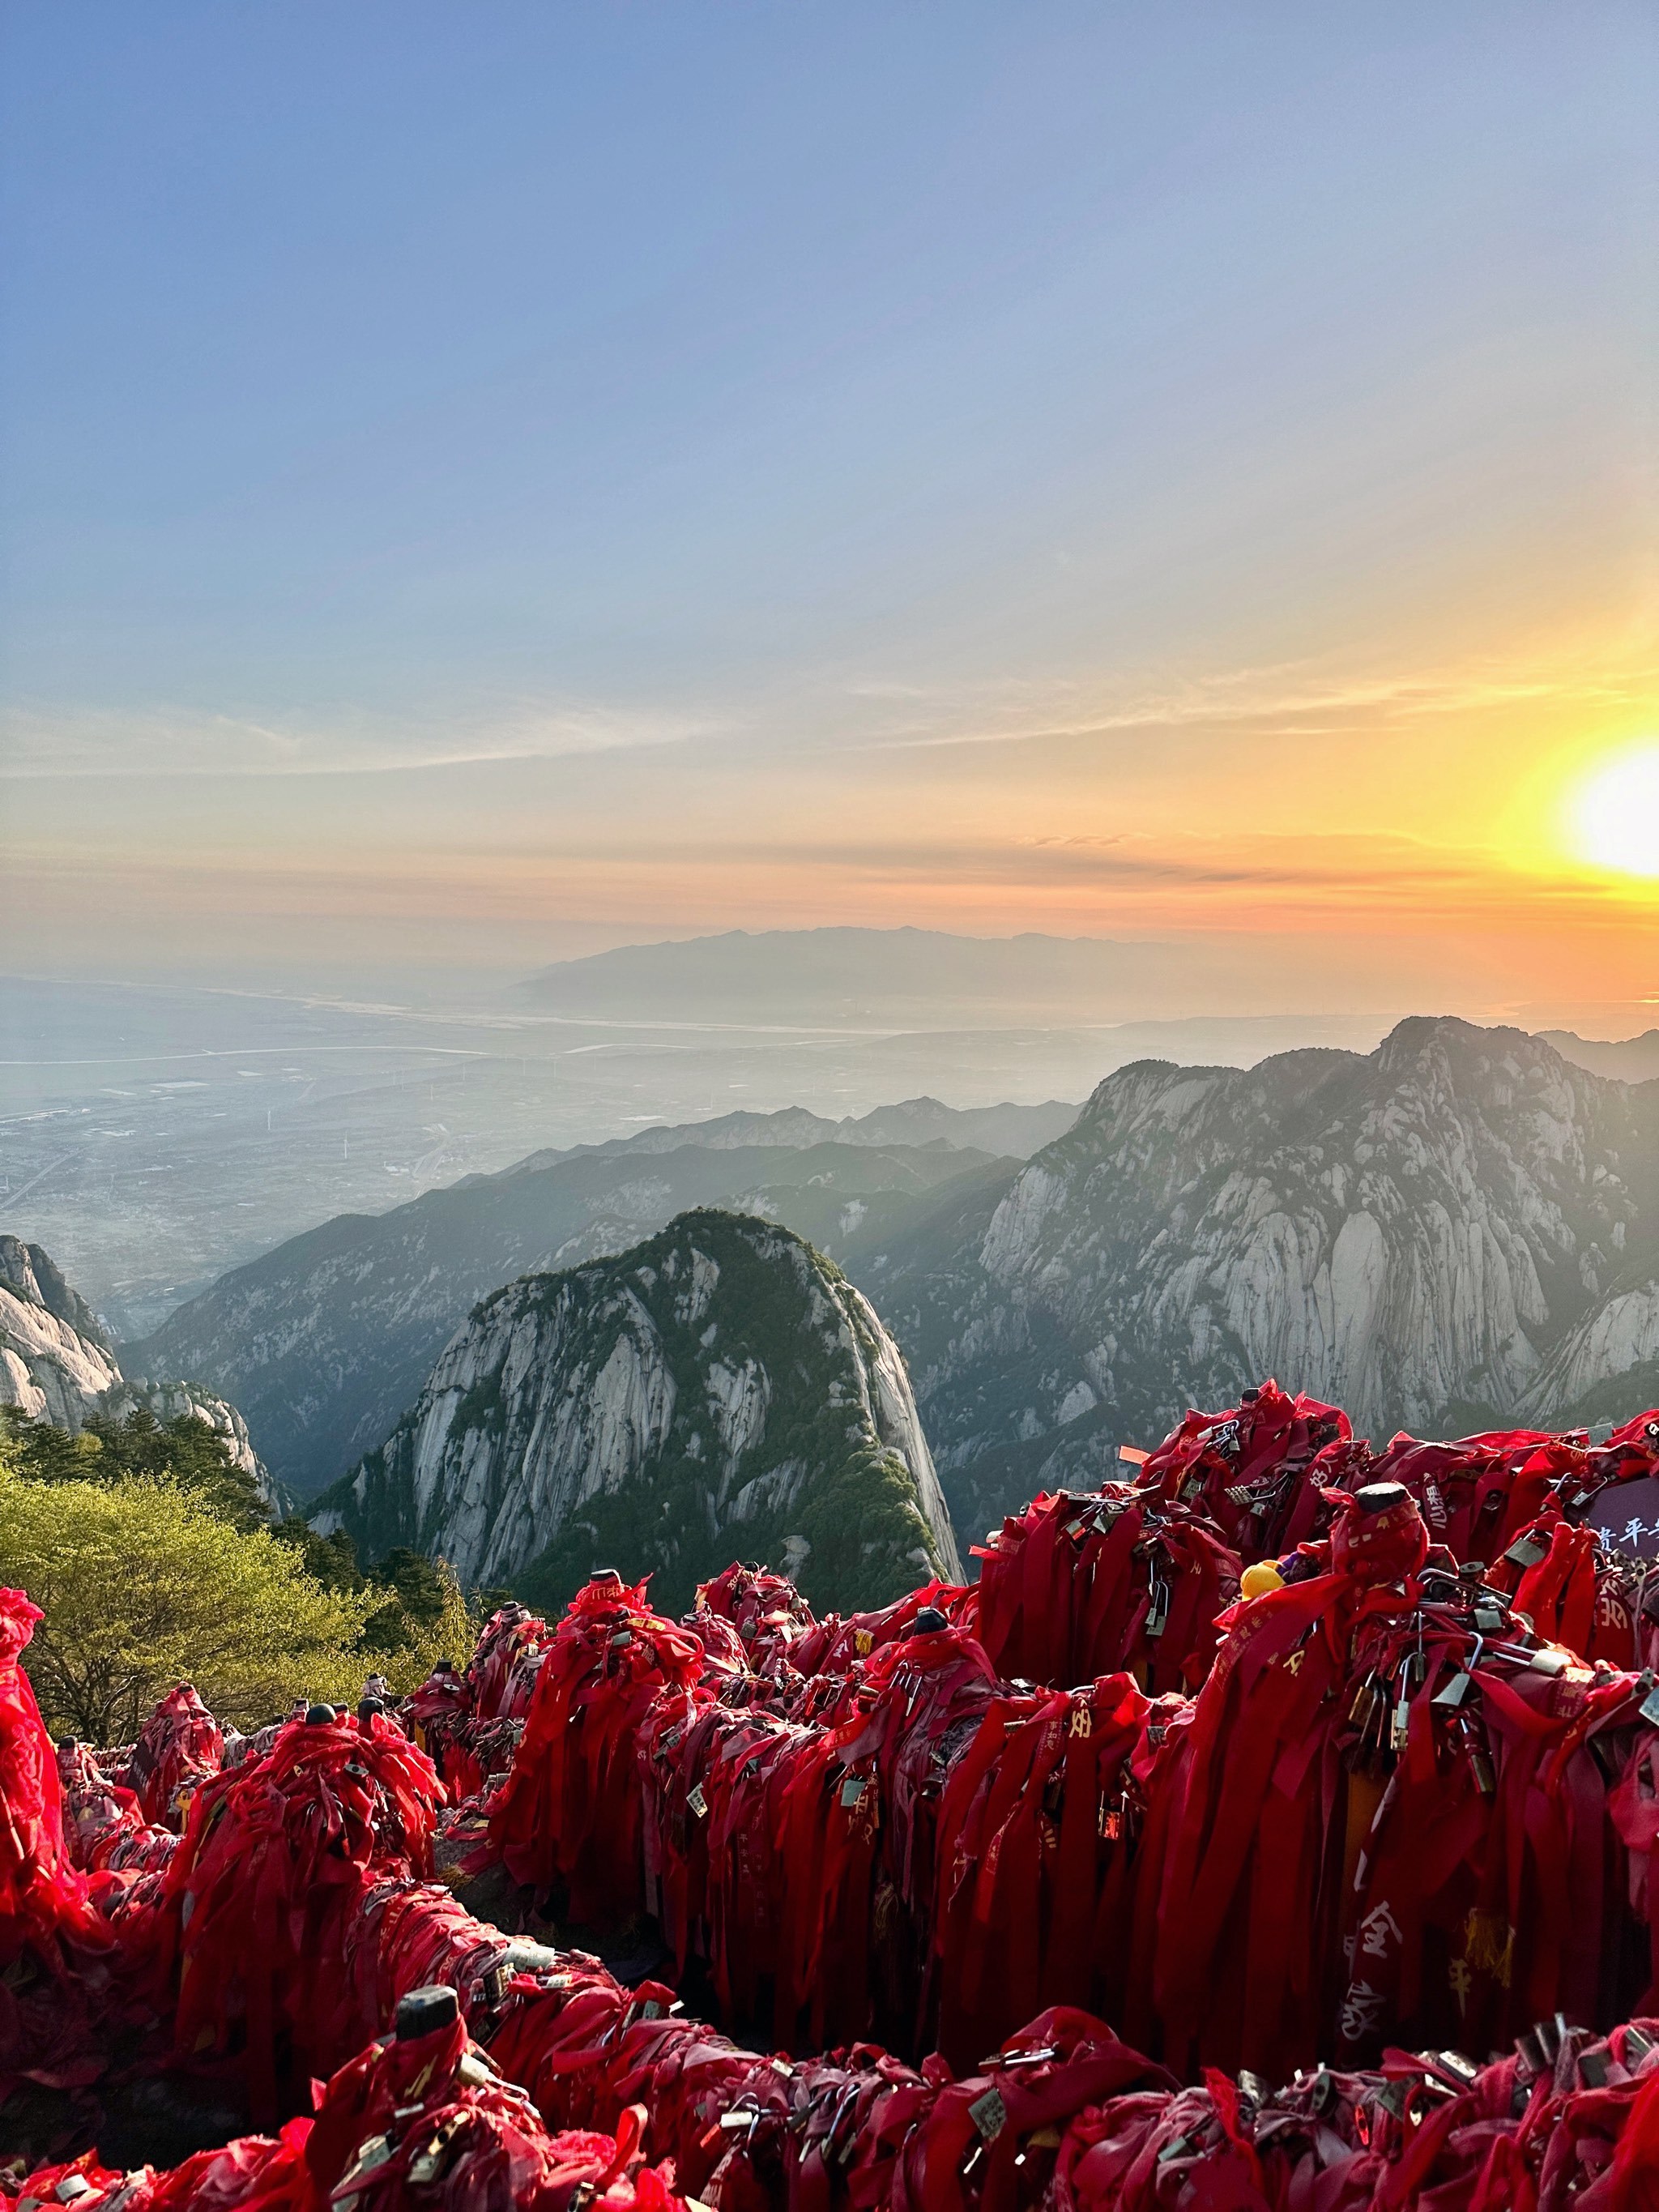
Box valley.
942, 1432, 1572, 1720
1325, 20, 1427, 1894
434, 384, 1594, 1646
13, 1001, 1659, 1601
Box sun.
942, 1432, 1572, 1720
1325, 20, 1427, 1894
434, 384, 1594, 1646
1571, 745, 1659, 878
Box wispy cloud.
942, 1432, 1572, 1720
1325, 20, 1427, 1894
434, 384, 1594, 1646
838, 643, 1659, 754
745, 826, 1491, 894
0, 699, 713, 780
8, 632, 1651, 784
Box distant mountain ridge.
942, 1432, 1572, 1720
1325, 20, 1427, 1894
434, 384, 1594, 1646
1539, 1030, 1659, 1085
522, 927, 1194, 1025
311, 1210, 961, 1617
499, 1095, 1077, 1178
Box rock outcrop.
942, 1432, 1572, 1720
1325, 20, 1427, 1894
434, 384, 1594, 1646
840, 1019, 1659, 1530
0, 1232, 277, 1505
311, 1209, 961, 1616
0, 1235, 123, 1426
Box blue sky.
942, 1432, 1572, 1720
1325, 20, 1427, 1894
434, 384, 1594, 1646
2, 4, 1655, 1004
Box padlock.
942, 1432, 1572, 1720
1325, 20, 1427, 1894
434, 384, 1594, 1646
1347, 1672, 1381, 1730
1456, 1715, 1496, 1796
1431, 1668, 1472, 1711
1503, 1533, 1550, 1570
1432, 1634, 1482, 1711
1145, 1576, 1170, 1638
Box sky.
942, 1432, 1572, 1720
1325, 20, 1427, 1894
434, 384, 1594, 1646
2, 2, 1657, 1023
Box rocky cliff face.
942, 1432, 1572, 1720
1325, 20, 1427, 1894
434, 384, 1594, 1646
0, 1235, 123, 1426
840, 1019, 1659, 1531
311, 1209, 961, 1616
127, 1134, 1008, 1499
0, 1233, 277, 1505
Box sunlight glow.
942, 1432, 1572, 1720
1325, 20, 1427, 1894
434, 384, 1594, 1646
1571, 745, 1659, 878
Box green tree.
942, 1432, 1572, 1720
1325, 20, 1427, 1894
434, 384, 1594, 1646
0, 1403, 268, 1531
0, 1410, 94, 1484
87, 1404, 267, 1530
0, 1470, 372, 1743
271, 1524, 488, 1689
362, 1546, 447, 1650
272, 1517, 367, 1593
366, 1556, 484, 1697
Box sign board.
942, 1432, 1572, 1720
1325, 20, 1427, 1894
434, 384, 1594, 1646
1587, 1474, 1659, 1559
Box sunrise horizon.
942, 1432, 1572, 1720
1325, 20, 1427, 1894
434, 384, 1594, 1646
3, 3, 1654, 1025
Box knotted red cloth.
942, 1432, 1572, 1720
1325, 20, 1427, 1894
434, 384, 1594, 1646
0, 1586, 103, 1960
129, 1684, 224, 1831
162, 1710, 443, 2120
487, 1577, 702, 1923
